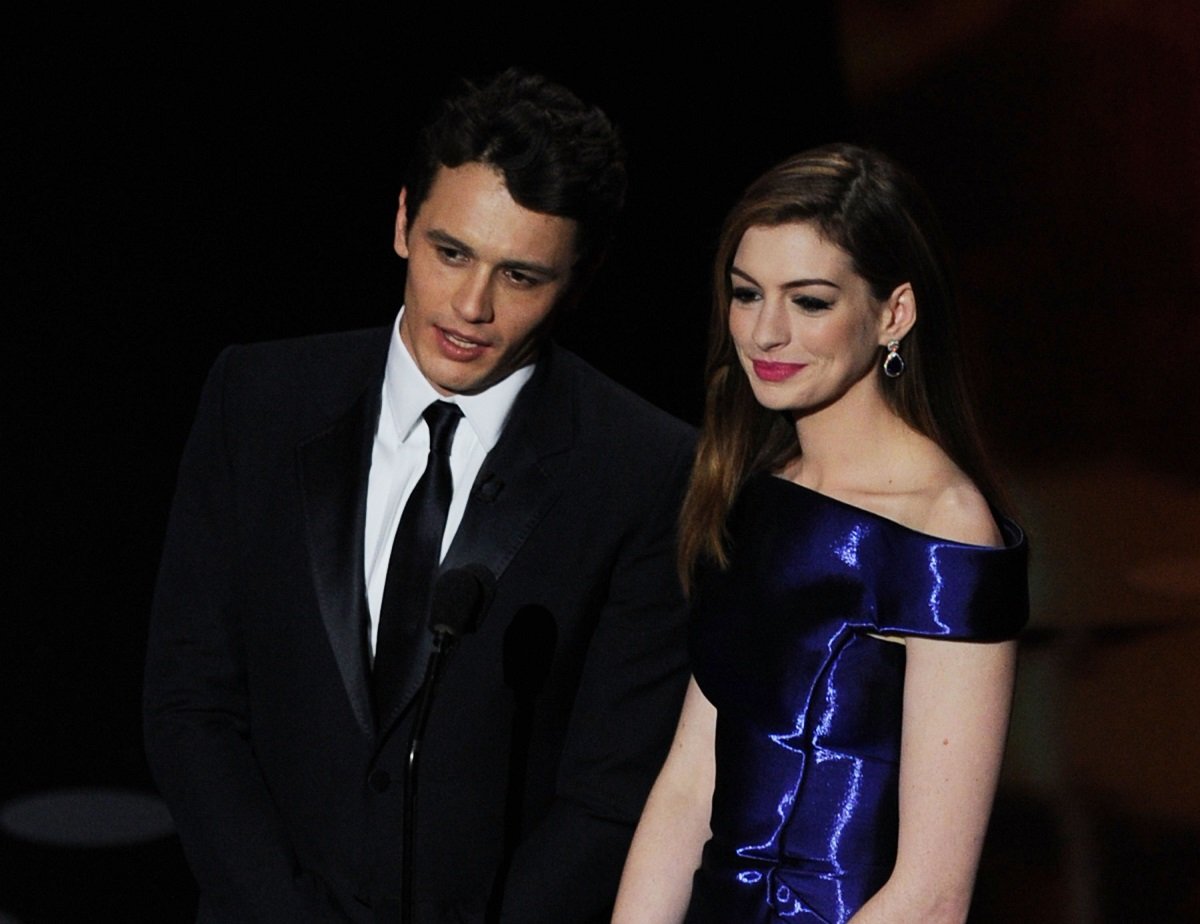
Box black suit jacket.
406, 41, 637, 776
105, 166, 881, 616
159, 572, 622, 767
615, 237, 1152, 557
143, 327, 695, 923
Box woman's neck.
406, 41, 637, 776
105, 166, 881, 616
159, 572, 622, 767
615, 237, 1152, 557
788, 382, 917, 492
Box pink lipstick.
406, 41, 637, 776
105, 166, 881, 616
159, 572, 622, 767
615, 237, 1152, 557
752, 360, 806, 382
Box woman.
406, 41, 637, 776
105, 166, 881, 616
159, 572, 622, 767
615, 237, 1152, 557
613, 144, 1028, 923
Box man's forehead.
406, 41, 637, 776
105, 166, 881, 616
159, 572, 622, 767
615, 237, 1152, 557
414, 162, 578, 265
421, 162, 546, 222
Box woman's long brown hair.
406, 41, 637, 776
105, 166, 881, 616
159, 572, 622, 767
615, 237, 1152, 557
678, 143, 1007, 590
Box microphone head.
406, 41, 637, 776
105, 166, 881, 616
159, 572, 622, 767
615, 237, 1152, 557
429, 564, 496, 637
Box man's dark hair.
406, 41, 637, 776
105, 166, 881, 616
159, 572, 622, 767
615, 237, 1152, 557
405, 68, 626, 277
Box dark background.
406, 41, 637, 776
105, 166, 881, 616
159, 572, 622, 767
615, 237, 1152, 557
5, 2, 1198, 920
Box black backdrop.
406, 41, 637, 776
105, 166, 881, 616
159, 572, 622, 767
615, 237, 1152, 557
10, 7, 1200, 921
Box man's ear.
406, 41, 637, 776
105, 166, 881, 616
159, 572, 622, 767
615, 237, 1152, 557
879, 282, 917, 343
393, 188, 410, 259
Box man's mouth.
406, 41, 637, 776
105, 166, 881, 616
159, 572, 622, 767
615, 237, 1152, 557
435, 326, 491, 359
441, 328, 486, 348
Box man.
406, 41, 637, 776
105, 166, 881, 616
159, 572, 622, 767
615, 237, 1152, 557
144, 70, 694, 922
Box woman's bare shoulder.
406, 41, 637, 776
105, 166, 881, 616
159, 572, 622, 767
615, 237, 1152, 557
916, 477, 1003, 547
881, 433, 1002, 547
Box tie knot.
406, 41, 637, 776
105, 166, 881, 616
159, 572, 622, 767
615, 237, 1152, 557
423, 401, 463, 455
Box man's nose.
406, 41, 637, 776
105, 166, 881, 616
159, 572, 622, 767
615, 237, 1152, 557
452, 268, 494, 323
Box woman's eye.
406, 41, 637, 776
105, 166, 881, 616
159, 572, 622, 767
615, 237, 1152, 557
731, 287, 761, 304
793, 295, 832, 312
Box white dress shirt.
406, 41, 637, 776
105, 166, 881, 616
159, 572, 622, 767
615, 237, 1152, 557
363, 309, 534, 655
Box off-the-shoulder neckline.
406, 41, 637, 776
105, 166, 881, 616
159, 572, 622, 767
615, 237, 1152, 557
755, 472, 1025, 552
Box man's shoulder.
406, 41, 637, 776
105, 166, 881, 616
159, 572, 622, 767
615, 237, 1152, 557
219, 326, 390, 377
214, 326, 388, 394
546, 345, 696, 448
202, 326, 390, 430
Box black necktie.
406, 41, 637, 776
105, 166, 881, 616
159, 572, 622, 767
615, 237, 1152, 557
372, 400, 463, 725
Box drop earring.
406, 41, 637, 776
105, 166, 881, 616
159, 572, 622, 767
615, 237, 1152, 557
882, 339, 905, 378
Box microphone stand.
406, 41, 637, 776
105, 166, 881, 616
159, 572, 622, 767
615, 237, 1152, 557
398, 565, 494, 924
401, 626, 457, 924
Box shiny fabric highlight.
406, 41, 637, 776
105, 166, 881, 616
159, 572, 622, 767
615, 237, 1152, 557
685, 474, 1028, 923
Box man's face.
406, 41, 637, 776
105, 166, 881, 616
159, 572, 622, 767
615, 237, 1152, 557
394, 162, 578, 395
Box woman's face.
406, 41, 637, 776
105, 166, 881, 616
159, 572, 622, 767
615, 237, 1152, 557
727, 222, 892, 416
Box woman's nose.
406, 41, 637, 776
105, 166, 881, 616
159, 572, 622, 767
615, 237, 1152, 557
752, 299, 789, 350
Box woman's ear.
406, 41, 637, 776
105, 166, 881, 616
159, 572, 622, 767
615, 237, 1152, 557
879, 282, 917, 344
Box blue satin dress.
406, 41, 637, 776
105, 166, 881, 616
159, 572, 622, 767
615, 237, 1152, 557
686, 474, 1028, 923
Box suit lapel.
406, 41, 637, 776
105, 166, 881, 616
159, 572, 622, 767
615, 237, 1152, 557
444, 349, 574, 580
297, 355, 385, 739
376, 346, 577, 737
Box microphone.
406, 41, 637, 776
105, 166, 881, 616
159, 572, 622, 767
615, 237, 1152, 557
487, 605, 558, 922
429, 563, 496, 638
401, 565, 495, 924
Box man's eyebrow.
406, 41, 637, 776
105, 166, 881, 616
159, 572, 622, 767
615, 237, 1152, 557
426, 229, 476, 257
498, 257, 563, 280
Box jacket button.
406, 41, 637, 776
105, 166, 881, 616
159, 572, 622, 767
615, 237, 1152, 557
368, 770, 391, 793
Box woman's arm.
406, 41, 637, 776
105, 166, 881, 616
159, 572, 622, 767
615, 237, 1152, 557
849, 635, 1018, 923
612, 676, 717, 924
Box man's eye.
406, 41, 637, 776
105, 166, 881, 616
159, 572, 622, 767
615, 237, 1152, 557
437, 246, 467, 263
506, 269, 540, 287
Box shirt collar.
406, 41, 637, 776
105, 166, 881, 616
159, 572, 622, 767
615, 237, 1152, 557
382, 308, 535, 451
